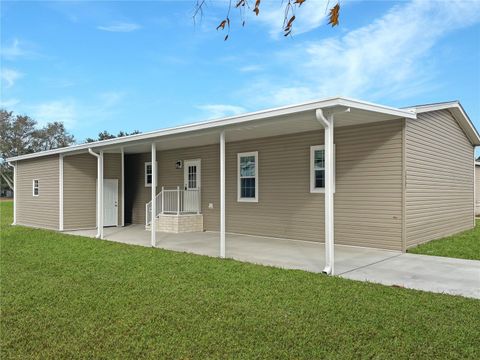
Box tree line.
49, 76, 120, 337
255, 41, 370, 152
0, 109, 139, 192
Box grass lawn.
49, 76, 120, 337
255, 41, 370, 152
408, 220, 480, 260
1, 201, 479, 359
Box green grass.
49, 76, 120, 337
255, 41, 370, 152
408, 220, 480, 260
1, 201, 479, 359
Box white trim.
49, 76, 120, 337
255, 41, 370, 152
237, 151, 258, 203
407, 102, 480, 146
121, 147, 125, 227
145, 162, 152, 187
220, 131, 226, 258
59, 154, 64, 231
32, 179, 39, 197
6, 97, 417, 163
183, 159, 202, 190
310, 145, 336, 193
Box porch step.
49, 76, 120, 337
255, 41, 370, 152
146, 214, 204, 233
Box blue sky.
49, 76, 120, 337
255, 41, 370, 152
1, 0, 480, 146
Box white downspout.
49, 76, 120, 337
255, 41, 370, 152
151, 143, 157, 247
7, 162, 16, 225
315, 109, 335, 275
220, 130, 226, 258
88, 148, 104, 239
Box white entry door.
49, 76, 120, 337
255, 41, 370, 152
103, 179, 118, 227
183, 160, 201, 212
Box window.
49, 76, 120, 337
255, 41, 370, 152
32, 179, 39, 196
145, 162, 152, 187
238, 151, 258, 202
310, 145, 335, 193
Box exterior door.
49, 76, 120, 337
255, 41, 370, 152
103, 179, 118, 227
183, 160, 201, 212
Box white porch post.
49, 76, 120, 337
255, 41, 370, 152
10, 162, 16, 225
220, 130, 226, 258
121, 147, 125, 227
88, 148, 104, 239
59, 154, 64, 231
316, 109, 335, 275
151, 143, 157, 247
99, 151, 104, 239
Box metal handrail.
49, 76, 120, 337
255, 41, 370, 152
146, 186, 201, 226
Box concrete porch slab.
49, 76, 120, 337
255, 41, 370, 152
65, 225, 399, 275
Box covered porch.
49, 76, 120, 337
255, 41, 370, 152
78, 97, 416, 275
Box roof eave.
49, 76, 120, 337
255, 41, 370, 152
6, 96, 417, 162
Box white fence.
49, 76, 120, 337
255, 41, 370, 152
146, 186, 201, 226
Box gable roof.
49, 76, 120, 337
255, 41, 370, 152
6, 97, 479, 162
404, 101, 480, 146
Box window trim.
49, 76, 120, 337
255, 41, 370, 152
237, 151, 258, 203
32, 179, 39, 197
310, 145, 336, 193
144, 162, 156, 188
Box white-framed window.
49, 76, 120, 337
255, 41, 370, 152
237, 151, 258, 202
32, 179, 39, 196
145, 162, 153, 187
310, 145, 335, 193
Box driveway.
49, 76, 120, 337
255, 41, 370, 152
339, 253, 480, 299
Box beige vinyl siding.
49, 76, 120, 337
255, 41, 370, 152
476, 166, 480, 216
63, 153, 96, 229
63, 152, 122, 230
16, 155, 59, 229
128, 119, 403, 250
405, 110, 475, 247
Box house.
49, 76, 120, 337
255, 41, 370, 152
6, 97, 479, 274
476, 161, 480, 216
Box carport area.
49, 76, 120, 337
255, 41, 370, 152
65, 226, 480, 299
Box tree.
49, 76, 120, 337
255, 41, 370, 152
194, 0, 340, 40
85, 130, 141, 143
0, 109, 75, 191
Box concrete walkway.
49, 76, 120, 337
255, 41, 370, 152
66, 225, 480, 299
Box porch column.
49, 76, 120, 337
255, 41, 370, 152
10, 162, 16, 225
220, 130, 226, 258
59, 154, 64, 231
88, 148, 104, 239
316, 109, 335, 275
151, 143, 157, 247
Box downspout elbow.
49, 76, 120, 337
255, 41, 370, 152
88, 148, 100, 158
315, 109, 330, 128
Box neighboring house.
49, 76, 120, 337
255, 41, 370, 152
476, 162, 480, 216
6, 97, 479, 273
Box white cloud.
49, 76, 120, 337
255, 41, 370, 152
32, 100, 77, 127
244, 0, 480, 107
1, 38, 27, 59
1, 68, 23, 88
197, 104, 247, 119
97, 22, 141, 32
27, 91, 125, 128
0, 98, 20, 108
239, 64, 263, 72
